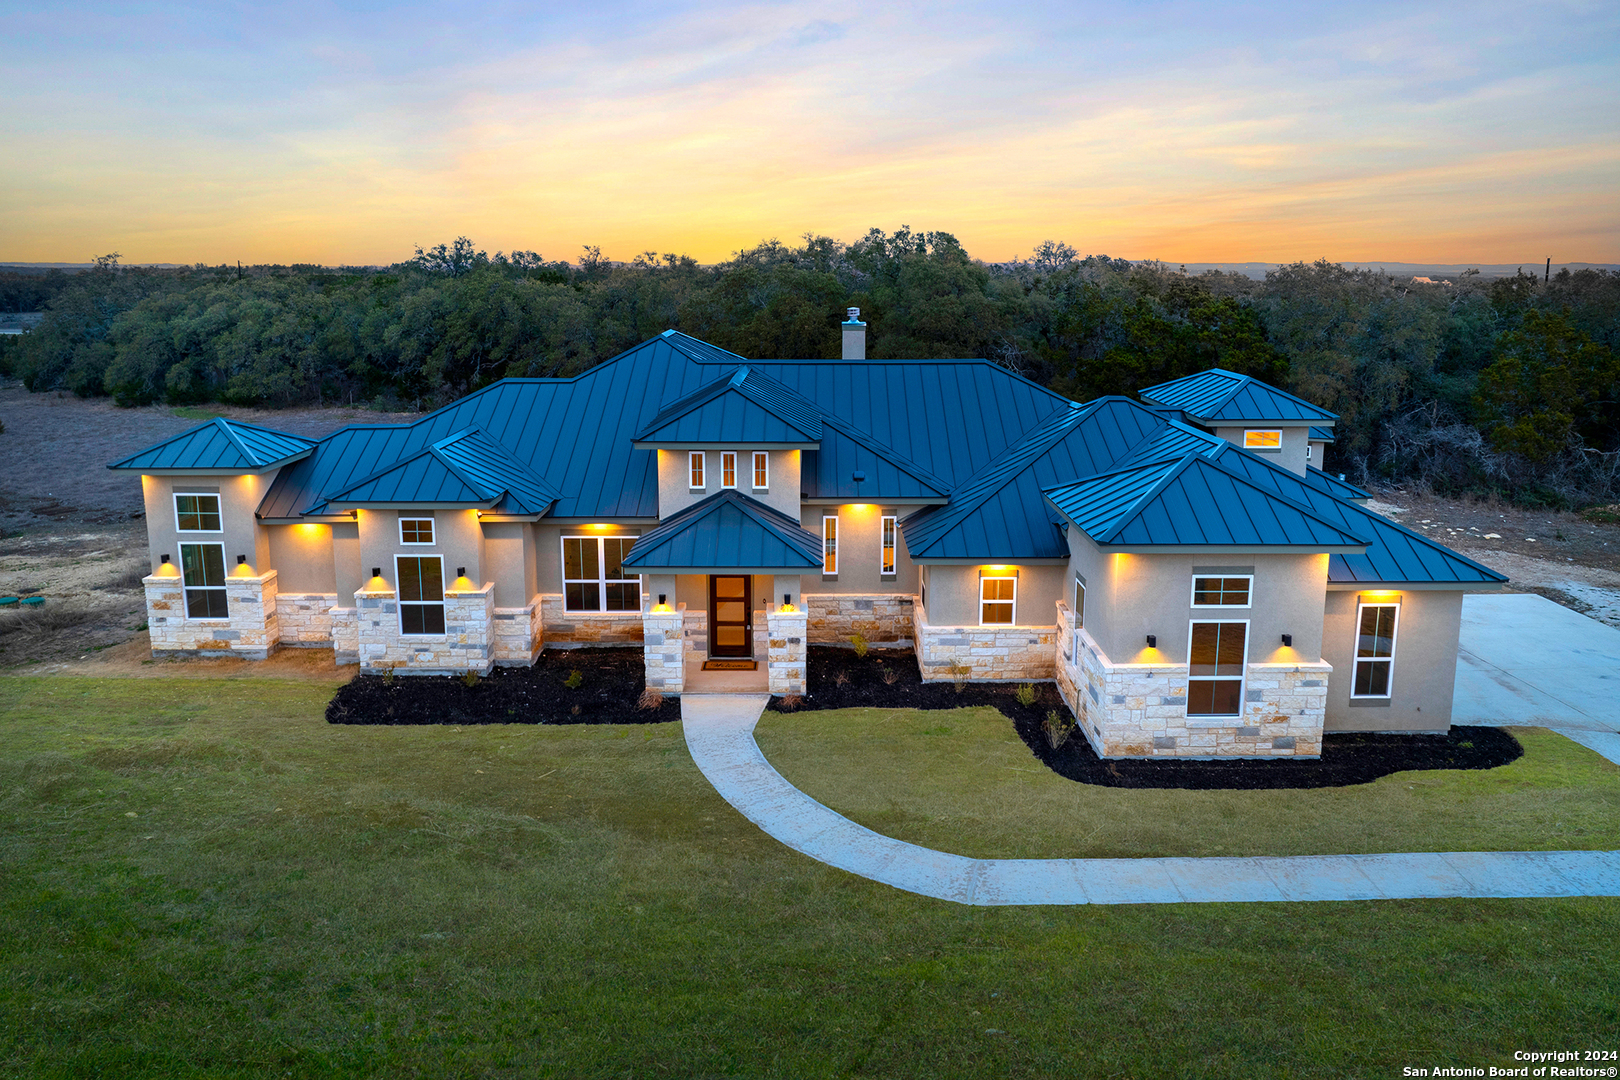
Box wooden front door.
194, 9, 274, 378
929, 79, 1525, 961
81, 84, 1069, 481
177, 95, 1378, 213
708, 575, 752, 657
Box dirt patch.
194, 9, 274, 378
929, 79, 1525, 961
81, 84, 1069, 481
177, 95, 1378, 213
325, 648, 679, 725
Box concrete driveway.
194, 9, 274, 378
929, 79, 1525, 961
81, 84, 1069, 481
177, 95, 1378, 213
1455, 593, 1620, 762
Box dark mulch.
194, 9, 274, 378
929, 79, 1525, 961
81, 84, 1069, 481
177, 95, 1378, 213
770, 646, 1524, 790
326, 648, 679, 726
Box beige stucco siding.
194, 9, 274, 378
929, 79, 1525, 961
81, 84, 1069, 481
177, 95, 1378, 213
800, 503, 917, 594
658, 448, 801, 519
532, 523, 643, 594
1214, 425, 1311, 476
141, 473, 272, 576
331, 521, 362, 598
357, 508, 485, 593
920, 562, 1063, 626
1322, 589, 1461, 732
265, 523, 337, 593
482, 522, 537, 608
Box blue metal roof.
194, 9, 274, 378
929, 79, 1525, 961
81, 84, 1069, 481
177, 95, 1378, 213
1043, 454, 1371, 549
1139, 369, 1338, 424
318, 428, 559, 515
632, 366, 823, 445
1304, 466, 1369, 501
621, 490, 823, 571
1309, 425, 1336, 442
108, 417, 316, 472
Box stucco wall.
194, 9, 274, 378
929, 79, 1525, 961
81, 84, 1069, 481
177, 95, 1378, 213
357, 508, 486, 594
265, 522, 337, 594
1322, 589, 1462, 733
798, 502, 918, 594
657, 447, 801, 519
533, 523, 644, 594
1213, 425, 1312, 477
482, 521, 536, 609
141, 473, 271, 575
918, 563, 1064, 628
332, 521, 362, 599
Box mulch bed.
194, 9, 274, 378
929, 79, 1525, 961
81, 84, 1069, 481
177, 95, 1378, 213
770, 646, 1523, 790
326, 647, 680, 726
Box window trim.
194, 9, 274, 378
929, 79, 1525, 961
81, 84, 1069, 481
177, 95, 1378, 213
1186, 618, 1249, 718
980, 575, 1017, 626
173, 492, 223, 534
1243, 429, 1283, 451
179, 541, 229, 620
752, 450, 769, 490
880, 514, 897, 575
822, 514, 838, 575
1351, 601, 1400, 700
689, 451, 705, 490
721, 451, 737, 489
1306, 444, 1313, 460
560, 534, 643, 614
1189, 574, 1253, 609
395, 554, 446, 637
398, 516, 436, 545
1070, 577, 1086, 663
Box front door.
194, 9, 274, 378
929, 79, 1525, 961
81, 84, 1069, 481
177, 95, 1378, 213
709, 575, 752, 657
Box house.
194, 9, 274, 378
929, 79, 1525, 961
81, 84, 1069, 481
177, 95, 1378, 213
109, 313, 1507, 759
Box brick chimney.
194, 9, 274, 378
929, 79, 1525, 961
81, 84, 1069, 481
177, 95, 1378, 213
841, 307, 865, 360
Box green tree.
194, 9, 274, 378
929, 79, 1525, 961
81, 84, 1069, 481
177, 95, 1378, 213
1476, 309, 1619, 462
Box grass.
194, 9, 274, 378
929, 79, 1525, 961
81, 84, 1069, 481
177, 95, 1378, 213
1, 675, 1616, 1077
755, 706, 1620, 860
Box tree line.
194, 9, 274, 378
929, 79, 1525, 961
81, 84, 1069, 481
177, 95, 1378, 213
2, 230, 1616, 506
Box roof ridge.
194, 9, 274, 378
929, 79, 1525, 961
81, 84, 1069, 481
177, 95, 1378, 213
210, 416, 262, 467
818, 414, 952, 495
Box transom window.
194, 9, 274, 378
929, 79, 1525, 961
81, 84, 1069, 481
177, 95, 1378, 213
1244, 430, 1282, 450
689, 452, 705, 489
1353, 603, 1400, 698
822, 515, 838, 574
396, 555, 445, 635
180, 543, 228, 618
400, 517, 434, 544
175, 493, 221, 532
881, 515, 896, 575
721, 452, 737, 488
752, 451, 768, 489
1192, 575, 1252, 607
1188, 621, 1247, 716
981, 577, 1016, 625
563, 535, 641, 612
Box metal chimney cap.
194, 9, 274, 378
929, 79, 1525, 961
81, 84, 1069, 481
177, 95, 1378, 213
844, 306, 863, 323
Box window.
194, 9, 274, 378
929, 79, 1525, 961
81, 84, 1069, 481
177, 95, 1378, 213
1243, 430, 1282, 450
981, 577, 1016, 625
881, 515, 896, 575
822, 515, 838, 574
396, 556, 445, 635
1353, 602, 1399, 698
399, 517, 434, 544
1191, 575, 1251, 607
1188, 621, 1247, 716
689, 452, 705, 489
562, 535, 641, 612
752, 451, 768, 490
175, 493, 221, 532
721, 452, 737, 488
1073, 577, 1086, 629
1306, 445, 1314, 460
180, 543, 228, 618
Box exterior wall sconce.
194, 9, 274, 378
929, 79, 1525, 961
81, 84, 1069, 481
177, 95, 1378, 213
371, 567, 381, 578
237, 555, 247, 565
780, 592, 796, 613
653, 593, 671, 613
161, 554, 170, 564
456, 567, 466, 578
1281, 633, 1293, 647
1145, 634, 1157, 649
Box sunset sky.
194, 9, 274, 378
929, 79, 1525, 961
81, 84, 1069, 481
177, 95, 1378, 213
3, 1, 1617, 266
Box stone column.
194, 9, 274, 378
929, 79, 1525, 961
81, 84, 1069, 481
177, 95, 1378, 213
355, 583, 398, 673
331, 606, 359, 665
143, 568, 279, 659
443, 582, 495, 676
767, 606, 808, 696
643, 603, 685, 695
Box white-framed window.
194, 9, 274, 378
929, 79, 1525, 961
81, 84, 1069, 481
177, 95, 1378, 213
752, 451, 768, 490
562, 535, 641, 612
1352, 602, 1400, 698
689, 452, 705, 489
981, 576, 1016, 625
396, 555, 445, 635
822, 515, 838, 574
1187, 620, 1248, 717
721, 451, 737, 489
174, 493, 222, 533
881, 515, 897, 575
180, 543, 228, 618
1070, 577, 1086, 663
1191, 575, 1252, 608
1306, 445, 1314, 461
399, 516, 435, 545
1243, 429, 1282, 451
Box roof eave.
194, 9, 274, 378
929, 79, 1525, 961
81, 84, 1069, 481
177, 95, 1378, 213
108, 449, 313, 474
622, 562, 823, 574
909, 556, 1071, 565
631, 440, 820, 451
1099, 543, 1370, 555
1326, 579, 1508, 591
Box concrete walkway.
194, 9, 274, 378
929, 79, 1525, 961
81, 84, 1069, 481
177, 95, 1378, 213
682, 694, 1620, 905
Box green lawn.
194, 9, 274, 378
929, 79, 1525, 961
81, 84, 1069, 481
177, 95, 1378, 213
754, 706, 1620, 860
0, 676, 1615, 1077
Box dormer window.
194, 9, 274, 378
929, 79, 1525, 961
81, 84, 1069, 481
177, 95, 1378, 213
689, 452, 705, 489
752, 451, 768, 490
721, 452, 737, 488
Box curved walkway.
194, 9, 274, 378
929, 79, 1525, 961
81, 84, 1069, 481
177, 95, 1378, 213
682, 695, 1620, 906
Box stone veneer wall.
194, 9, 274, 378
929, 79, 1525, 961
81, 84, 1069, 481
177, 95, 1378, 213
807, 594, 914, 644
144, 570, 280, 660
683, 609, 707, 662
642, 605, 685, 694
331, 607, 358, 665
538, 595, 644, 647
492, 596, 543, 666
1055, 604, 1330, 758
913, 597, 1057, 682
277, 592, 337, 647
356, 583, 495, 675
766, 608, 807, 695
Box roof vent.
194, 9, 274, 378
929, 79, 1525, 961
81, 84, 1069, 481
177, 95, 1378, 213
842, 308, 866, 360
852, 471, 866, 483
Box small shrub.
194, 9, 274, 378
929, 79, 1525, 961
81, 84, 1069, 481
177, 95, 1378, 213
637, 687, 664, 711
0, 602, 95, 637
834, 670, 850, 688
460, 671, 480, 688
949, 662, 972, 694
570, 703, 581, 715
380, 665, 397, 686
850, 633, 869, 658
563, 669, 583, 690
777, 694, 802, 710
1015, 682, 1036, 707
881, 666, 900, 685
1581, 503, 1620, 524
1044, 709, 1076, 749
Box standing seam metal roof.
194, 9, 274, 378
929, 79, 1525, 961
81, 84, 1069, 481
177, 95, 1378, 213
620, 490, 823, 570
108, 417, 316, 472
1139, 368, 1338, 423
